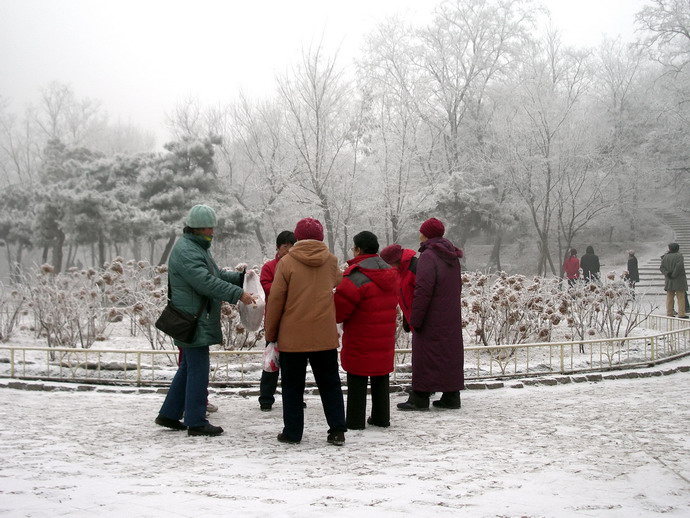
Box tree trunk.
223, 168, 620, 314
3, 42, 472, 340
158, 230, 177, 265
488, 232, 502, 272
253, 221, 268, 259
131, 237, 141, 262
52, 231, 65, 274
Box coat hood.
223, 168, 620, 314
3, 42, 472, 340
345, 254, 398, 292
288, 239, 332, 267
398, 248, 417, 273
419, 237, 463, 265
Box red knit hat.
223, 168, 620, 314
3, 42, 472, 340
294, 217, 324, 241
419, 217, 445, 238
380, 244, 403, 265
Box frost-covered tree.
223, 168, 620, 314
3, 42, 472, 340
138, 136, 221, 264
277, 42, 354, 252
226, 95, 298, 257
0, 183, 35, 282
500, 29, 596, 275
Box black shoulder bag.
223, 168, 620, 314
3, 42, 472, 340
155, 278, 208, 343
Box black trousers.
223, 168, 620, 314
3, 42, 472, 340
280, 349, 346, 441
259, 369, 279, 407
346, 373, 390, 429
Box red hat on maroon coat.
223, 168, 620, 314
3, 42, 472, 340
380, 244, 403, 265
419, 217, 445, 239
294, 217, 324, 241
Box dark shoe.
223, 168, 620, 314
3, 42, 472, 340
397, 391, 430, 411
367, 416, 390, 428
433, 392, 461, 409
432, 399, 461, 409
277, 433, 300, 444
260, 404, 272, 411
155, 415, 186, 431
327, 431, 345, 446
187, 423, 224, 436
679, 315, 689, 319
397, 401, 429, 411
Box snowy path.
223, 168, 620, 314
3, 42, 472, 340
1, 361, 689, 518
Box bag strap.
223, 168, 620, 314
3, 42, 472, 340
167, 278, 208, 320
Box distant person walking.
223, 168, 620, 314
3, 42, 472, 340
625, 250, 639, 289
264, 218, 347, 445
398, 218, 464, 411
335, 231, 398, 430
580, 246, 600, 282
660, 242, 688, 319
155, 204, 256, 437
380, 244, 418, 332
563, 248, 580, 287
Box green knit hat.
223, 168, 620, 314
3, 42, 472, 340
186, 204, 217, 228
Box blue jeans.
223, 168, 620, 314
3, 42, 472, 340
159, 346, 209, 428
280, 349, 346, 442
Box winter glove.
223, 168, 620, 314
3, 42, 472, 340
666, 273, 672, 279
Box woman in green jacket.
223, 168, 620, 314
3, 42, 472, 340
155, 205, 255, 436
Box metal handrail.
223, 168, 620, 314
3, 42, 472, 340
1, 315, 688, 386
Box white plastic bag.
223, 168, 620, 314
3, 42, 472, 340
238, 269, 265, 331
263, 341, 280, 372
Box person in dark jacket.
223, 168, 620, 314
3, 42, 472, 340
258, 230, 296, 411
155, 205, 256, 437
625, 250, 639, 289
580, 245, 601, 282
660, 242, 688, 318
398, 217, 464, 411
380, 244, 418, 333
335, 231, 398, 429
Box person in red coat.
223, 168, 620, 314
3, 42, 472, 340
563, 248, 580, 287
335, 231, 399, 429
398, 217, 464, 411
380, 244, 418, 332
258, 230, 296, 411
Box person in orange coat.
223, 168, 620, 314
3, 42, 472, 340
563, 248, 580, 287
380, 244, 418, 332
264, 218, 346, 446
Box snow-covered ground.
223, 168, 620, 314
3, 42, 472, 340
1, 357, 689, 518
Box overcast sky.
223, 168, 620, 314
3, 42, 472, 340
0, 0, 647, 145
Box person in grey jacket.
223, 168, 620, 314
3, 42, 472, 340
660, 242, 688, 319
155, 204, 256, 436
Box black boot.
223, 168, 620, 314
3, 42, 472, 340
155, 415, 186, 431
397, 390, 430, 411
432, 391, 461, 409
188, 423, 224, 436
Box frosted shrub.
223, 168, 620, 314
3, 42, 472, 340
26, 266, 118, 350
118, 261, 171, 350
446, 271, 653, 352
0, 283, 26, 342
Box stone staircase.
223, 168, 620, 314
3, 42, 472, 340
636, 210, 690, 295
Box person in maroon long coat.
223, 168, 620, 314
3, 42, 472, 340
398, 217, 464, 411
